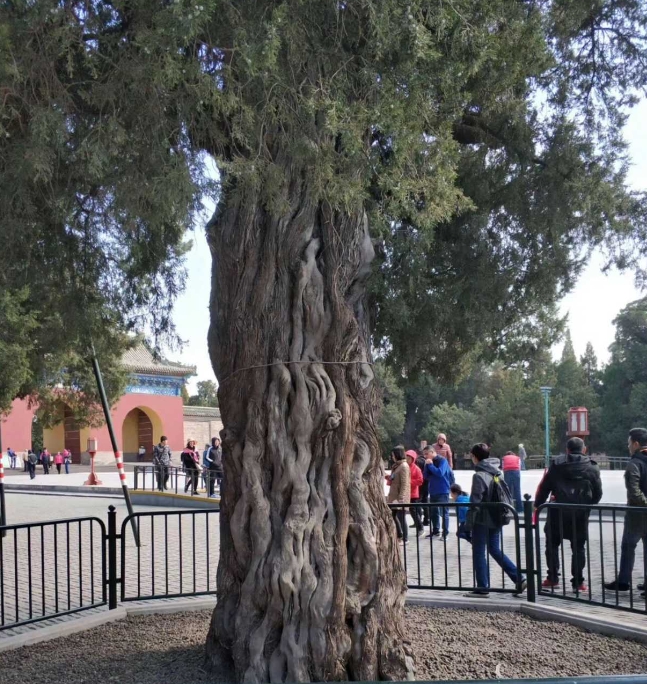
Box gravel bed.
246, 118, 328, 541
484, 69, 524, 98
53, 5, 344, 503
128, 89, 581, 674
1, 606, 646, 682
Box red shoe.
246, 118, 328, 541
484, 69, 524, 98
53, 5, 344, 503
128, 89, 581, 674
573, 583, 587, 593
541, 578, 559, 588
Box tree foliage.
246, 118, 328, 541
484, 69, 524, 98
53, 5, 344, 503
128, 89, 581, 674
599, 297, 647, 454
1, 0, 646, 410
0, 0, 208, 415
374, 362, 405, 456
188, 379, 219, 407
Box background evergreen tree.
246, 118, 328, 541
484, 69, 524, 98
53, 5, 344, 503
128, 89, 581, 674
599, 298, 647, 455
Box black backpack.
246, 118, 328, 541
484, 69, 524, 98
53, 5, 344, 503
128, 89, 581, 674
553, 474, 593, 505
485, 474, 515, 527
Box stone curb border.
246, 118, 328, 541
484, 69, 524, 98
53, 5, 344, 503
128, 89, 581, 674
131, 491, 220, 509
1, 594, 646, 653
4, 483, 123, 496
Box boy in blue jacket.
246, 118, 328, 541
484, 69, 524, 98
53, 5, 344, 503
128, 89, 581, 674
423, 445, 455, 538
450, 483, 471, 542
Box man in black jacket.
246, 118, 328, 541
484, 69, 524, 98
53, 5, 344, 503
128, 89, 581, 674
205, 437, 223, 498
535, 437, 603, 593
604, 427, 647, 594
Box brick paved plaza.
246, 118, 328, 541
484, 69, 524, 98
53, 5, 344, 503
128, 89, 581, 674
1, 489, 645, 636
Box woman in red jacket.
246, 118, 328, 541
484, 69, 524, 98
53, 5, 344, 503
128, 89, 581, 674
406, 450, 425, 535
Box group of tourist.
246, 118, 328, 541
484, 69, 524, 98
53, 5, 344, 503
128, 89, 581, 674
386, 434, 527, 597
387, 427, 647, 599
13, 447, 72, 479
152, 435, 223, 497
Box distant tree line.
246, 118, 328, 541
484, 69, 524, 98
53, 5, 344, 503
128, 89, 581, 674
377, 297, 647, 459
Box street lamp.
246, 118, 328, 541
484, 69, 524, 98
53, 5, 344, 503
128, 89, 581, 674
540, 387, 552, 468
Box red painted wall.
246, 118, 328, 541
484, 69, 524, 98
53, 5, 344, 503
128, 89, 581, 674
1, 393, 185, 457
0, 398, 34, 453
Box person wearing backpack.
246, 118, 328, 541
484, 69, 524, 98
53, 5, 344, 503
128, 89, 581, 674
604, 427, 647, 595
535, 437, 602, 593
464, 443, 526, 597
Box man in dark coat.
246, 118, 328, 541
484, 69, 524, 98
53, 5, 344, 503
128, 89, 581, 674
205, 437, 223, 498
605, 427, 647, 594
535, 437, 602, 592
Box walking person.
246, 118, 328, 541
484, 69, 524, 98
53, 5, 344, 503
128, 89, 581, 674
502, 450, 523, 513
63, 449, 72, 474
464, 443, 526, 597
604, 428, 647, 595
54, 451, 63, 474
423, 444, 454, 538
152, 436, 172, 491
535, 437, 602, 593
181, 439, 200, 495
432, 433, 453, 469
518, 443, 527, 471
137, 445, 146, 462
41, 448, 51, 474
406, 450, 424, 535
7, 447, 16, 469
386, 446, 410, 545
205, 437, 223, 498
27, 449, 38, 479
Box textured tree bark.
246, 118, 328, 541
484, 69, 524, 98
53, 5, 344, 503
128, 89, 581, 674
205, 176, 414, 683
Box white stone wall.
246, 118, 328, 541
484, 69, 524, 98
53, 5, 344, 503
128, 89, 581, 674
184, 419, 224, 450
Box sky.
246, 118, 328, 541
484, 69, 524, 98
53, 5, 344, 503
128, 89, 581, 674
172, 101, 647, 392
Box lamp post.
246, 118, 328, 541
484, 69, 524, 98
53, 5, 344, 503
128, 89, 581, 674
84, 437, 103, 486
540, 387, 552, 468
567, 406, 590, 443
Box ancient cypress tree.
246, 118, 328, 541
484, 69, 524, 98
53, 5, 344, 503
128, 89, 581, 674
2, 1, 647, 681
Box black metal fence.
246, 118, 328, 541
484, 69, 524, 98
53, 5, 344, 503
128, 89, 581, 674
133, 465, 222, 498
119, 510, 219, 602
389, 502, 524, 595
0, 516, 106, 630
2, 499, 647, 633
535, 502, 647, 614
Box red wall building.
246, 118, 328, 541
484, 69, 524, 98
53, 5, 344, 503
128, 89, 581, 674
0, 344, 195, 465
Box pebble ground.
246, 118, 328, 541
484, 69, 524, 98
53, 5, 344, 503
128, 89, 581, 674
1, 606, 646, 682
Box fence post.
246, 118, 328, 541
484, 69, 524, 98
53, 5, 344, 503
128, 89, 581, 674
134, 466, 139, 491
0, 459, 6, 537
107, 505, 118, 610
523, 494, 536, 603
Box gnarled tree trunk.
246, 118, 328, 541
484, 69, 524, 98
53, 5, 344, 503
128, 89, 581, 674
205, 176, 413, 683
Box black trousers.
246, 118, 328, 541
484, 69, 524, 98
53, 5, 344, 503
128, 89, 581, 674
410, 498, 424, 531
184, 469, 199, 494
156, 465, 169, 491
392, 509, 408, 542
545, 517, 588, 586
419, 482, 429, 524
208, 468, 223, 496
